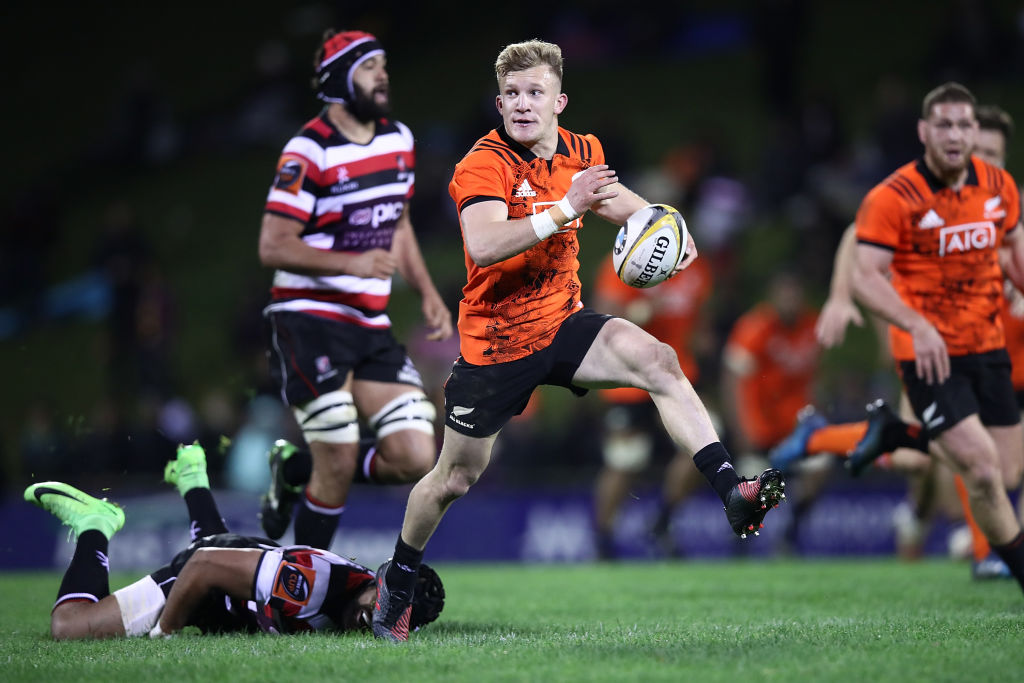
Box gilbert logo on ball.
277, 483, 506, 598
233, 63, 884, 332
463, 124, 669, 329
612, 204, 688, 288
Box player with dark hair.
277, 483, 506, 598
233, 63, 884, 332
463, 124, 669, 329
771, 100, 1023, 577
370, 39, 786, 642
847, 81, 1024, 595
258, 29, 453, 550
24, 444, 444, 639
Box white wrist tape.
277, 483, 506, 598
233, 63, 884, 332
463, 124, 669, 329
556, 196, 579, 221
530, 210, 559, 240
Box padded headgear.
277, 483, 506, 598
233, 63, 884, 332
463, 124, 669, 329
410, 563, 446, 630
315, 30, 384, 104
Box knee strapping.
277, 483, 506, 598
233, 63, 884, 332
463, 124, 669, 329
369, 391, 436, 438
294, 390, 359, 444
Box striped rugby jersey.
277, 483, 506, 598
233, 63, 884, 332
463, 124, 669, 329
251, 545, 374, 634
263, 110, 415, 329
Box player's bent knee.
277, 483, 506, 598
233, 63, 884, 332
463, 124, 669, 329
369, 391, 436, 439
293, 390, 359, 444
639, 341, 683, 390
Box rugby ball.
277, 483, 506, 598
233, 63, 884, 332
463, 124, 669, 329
612, 204, 688, 288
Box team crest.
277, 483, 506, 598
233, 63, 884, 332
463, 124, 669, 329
315, 355, 338, 383
273, 563, 314, 604
274, 156, 307, 195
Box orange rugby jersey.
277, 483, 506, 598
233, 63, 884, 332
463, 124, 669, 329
855, 157, 1021, 361
449, 126, 604, 364
595, 252, 713, 404
725, 303, 819, 450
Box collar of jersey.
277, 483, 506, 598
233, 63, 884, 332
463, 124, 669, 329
915, 155, 978, 193
497, 125, 571, 161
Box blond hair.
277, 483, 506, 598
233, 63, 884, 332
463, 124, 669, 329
494, 39, 563, 85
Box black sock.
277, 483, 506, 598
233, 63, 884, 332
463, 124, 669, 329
992, 530, 1024, 595
885, 422, 930, 454
293, 490, 344, 548
693, 442, 741, 505
56, 530, 110, 607
184, 488, 228, 539
351, 438, 378, 484
282, 449, 313, 488
384, 536, 423, 597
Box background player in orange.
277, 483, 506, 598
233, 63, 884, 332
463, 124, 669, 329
257, 30, 453, 551
850, 82, 1024, 596
371, 39, 785, 642
590, 249, 714, 559
721, 270, 821, 551
770, 103, 1022, 577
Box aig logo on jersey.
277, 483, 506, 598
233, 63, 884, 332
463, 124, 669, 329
273, 563, 314, 604
939, 221, 996, 257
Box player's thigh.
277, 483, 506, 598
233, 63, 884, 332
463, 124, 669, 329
435, 425, 497, 484
930, 415, 999, 475
353, 379, 436, 443
573, 317, 676, 388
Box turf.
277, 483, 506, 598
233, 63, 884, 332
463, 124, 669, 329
2, 559, 1021, 682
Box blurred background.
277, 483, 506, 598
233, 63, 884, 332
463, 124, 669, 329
3, 0, 1024, 567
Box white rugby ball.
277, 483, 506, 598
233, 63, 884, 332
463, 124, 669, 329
612, 204, 688, 288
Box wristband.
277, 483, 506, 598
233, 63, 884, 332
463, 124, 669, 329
556, 196, 579, 221
530, 210, 559, 241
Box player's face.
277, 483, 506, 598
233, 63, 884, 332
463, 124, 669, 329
973, 128, 1006, 168
496, 66, 567, 149
340, 584, 376, 632
349, 54, 390, 122
918, 102, 978, 177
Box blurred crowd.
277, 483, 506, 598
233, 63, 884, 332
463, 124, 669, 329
3, 0, 1024, 511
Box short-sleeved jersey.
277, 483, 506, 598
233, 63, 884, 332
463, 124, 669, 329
724, 303, 820, 450
855, 157, 1021, 360
263, 110, 415, 329
448, 126, 604, 364
594, 252, 713, 403
152, 534, 373, 635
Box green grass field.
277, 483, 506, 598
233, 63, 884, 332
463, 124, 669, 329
2, 559, 1022, 682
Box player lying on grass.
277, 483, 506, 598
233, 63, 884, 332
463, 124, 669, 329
24, 443, 444, 639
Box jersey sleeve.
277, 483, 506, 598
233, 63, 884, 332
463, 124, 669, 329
448, 152, 510, 216
264, 136, 326, 224
855, 184, 903, 250
252, 548, 319, 624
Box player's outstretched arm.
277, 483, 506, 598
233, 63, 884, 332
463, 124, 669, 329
391, 206, 453, 341
151, 548, 262, 637
815, 223, 864, 348
259, 213, 397, 279
461, 165, 618, 266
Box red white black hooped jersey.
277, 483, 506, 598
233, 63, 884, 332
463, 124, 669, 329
249, 545, 374, 634
263, 110, 415, 329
